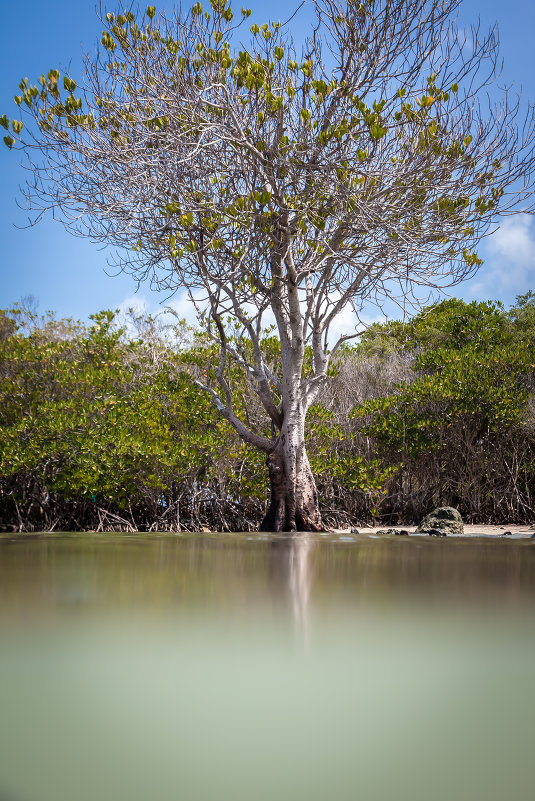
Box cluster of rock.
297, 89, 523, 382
414, 506, 464, 536
351, 507, 464, 537
373, 528, 409, 536
350, 507, 535, 537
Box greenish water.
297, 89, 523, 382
1, 532, 534, 801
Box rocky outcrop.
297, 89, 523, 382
415, 506, 464, 536
375, 528, 409, 536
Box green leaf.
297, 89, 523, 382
101, 32, 116, 50
63, 77, 77, 92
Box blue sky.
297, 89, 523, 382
1, 0, 534, 324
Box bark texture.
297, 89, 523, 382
260, 434, 324, 532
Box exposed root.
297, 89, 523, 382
259, 449, 326, 532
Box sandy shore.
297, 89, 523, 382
335, 524, 534, 538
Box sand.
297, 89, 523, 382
336, 524, 534, 538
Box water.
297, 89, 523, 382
1, 532, 534, 801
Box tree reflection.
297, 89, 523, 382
269, 534, 314, 640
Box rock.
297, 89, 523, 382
415, 506, 463, 536
350, 528, 360, 535
376, 528, 399, 536
504, 531, 512, 536
396, 529, 409, 536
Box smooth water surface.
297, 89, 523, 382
1, 532, 534, 801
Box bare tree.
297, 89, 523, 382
3, 0, 535, 530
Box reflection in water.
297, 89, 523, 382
269, 534, 313, 639
1, 533, 535, 617
0, 533, 535, 801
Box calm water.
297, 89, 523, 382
1, 532, 534, 801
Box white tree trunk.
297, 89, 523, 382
260, 408, 323, 532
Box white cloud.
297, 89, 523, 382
114, 289, 384, 350
322, 292, 386, 347
164, 289, 206, 327
117, 294, 151, 317
461, 214, 535, 304
116, 289, 207, 330
480, 214, 535, 299
455, 27, 474, 57
327, 302, 359, 346
491, 214, 535, 265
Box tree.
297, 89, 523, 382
3, 0, 535, 530
353, 297, 535, 521
0, 305, 259, 532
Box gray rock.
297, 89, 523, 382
415, 506, 463, 535
350, 528, 360, 535
376, 528, 399, 536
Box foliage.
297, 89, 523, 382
352, 296, 535, 520
1, 294, 533, 530
3, 1, 535, 531
0, 306, 260, 531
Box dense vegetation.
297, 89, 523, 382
1, 294, 534, 531
5, 0, 535, 531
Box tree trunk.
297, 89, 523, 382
260, 428, 324, 532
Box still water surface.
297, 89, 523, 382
1, 532, 534, 801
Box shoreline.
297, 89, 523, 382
1, 524, 534, 538
334, 524, 535, 538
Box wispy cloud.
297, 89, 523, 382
465, 214, 535, 303
164, 289, 207, 327
117, 294, 150, 317
454, 26, 474, 57
492, 214, 535, 266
